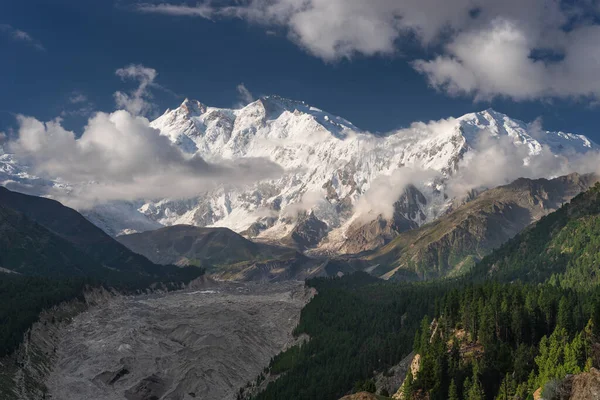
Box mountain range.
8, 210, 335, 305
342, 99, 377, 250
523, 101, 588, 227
0, 97, 598, 256
116, 225, 320, 281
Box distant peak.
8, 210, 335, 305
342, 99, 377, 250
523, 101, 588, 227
179, 98, 207, 115
477, 108, 506, 118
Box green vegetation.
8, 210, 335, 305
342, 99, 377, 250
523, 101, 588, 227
412, 282, 600, 399
242, 273, 448, 400
368, 174, 597, 281
0, 188, 205, 360
250, 182, 600, 400
0, 274, 87, 358
472, 182, 600, 286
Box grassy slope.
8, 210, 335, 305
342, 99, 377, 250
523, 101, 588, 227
366, 174, 596, 280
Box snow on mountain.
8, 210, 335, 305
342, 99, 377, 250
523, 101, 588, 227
139, 97, 597, 247
1, 97, 597, 249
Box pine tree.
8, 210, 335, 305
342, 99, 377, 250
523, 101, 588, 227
467, 373, 484, 400
448, 378, 459, 400
402, 371, 414, 399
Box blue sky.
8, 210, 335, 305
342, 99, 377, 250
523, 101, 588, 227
2, 0, 600, 140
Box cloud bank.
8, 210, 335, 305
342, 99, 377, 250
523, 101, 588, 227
5, 64, 283, 208
134, 0, 600, 101
9, 111, 282, 208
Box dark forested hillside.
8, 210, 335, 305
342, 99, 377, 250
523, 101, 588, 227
0, 274, 89, 357
245, 273, 445, 400
472, 181, 600, 287
248, 182, 600, 400
0, 188, 204, 360
0, 187, 186, 278
408, 282, 600, 400
0, 203, 106, 278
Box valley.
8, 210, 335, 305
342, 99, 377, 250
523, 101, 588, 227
2, 100, 600, 400
8, 2, 600, 399
45, 280, 312, 400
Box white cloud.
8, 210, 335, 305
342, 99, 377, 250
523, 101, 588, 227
236, 83, 255, 105
114, 64, 158, 116
355, 167, 437, 221
133, 0, 600, 101
0, 23, 45, 51
9, 111, 283, 208
283, 190, 326, 217
414, 20, 600, 101
136, 3, 215, 18
69, 92, 88, 104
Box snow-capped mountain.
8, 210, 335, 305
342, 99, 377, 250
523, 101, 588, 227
1, 96, 597, 252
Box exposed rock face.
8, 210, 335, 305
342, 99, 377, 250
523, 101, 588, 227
339, 392, 382, 400
392, 354, 421, 400
554, 368, 600, 400
368, 173, 599, 280
0, 287, 115, 400
341, 186, 424, 254
287, 212, 328, 250
373, 351, 415, 397
45, 281, 313, 400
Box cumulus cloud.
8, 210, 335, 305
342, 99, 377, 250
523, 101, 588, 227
283, 190, 326, 217
414, 20, 600, 101
351, 115, 600, 222
236, 83, 255, 105
355, 168, 438, 221
0, 23, 45, 51
114, 64, 158, 116
9, 111, 283, 208
448, 134, 558, 197
133, 0, 600, 101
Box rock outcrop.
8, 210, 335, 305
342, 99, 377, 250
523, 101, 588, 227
553, 368, 600, 400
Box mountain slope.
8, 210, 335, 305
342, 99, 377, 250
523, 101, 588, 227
1, 98, 597, 251
142, 102, 596, 248
471, 180, 600, 287
117, 224, 297, 267
0, 187, 203, 283
0, 187, 172, 277
117, 225, 326, 281
0, 203, 106, 278
365, 173, 598, 280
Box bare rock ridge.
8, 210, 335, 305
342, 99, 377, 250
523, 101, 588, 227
364, 173, 599, 280
45, 281, 314, 400
116, 225, 330, 281
554, 368, 600, 400
117, 224, 296, 267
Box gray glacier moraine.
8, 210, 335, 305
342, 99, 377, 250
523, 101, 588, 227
46, 280, 313, 400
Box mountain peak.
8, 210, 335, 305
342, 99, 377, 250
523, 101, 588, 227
179, 98, 207, 116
